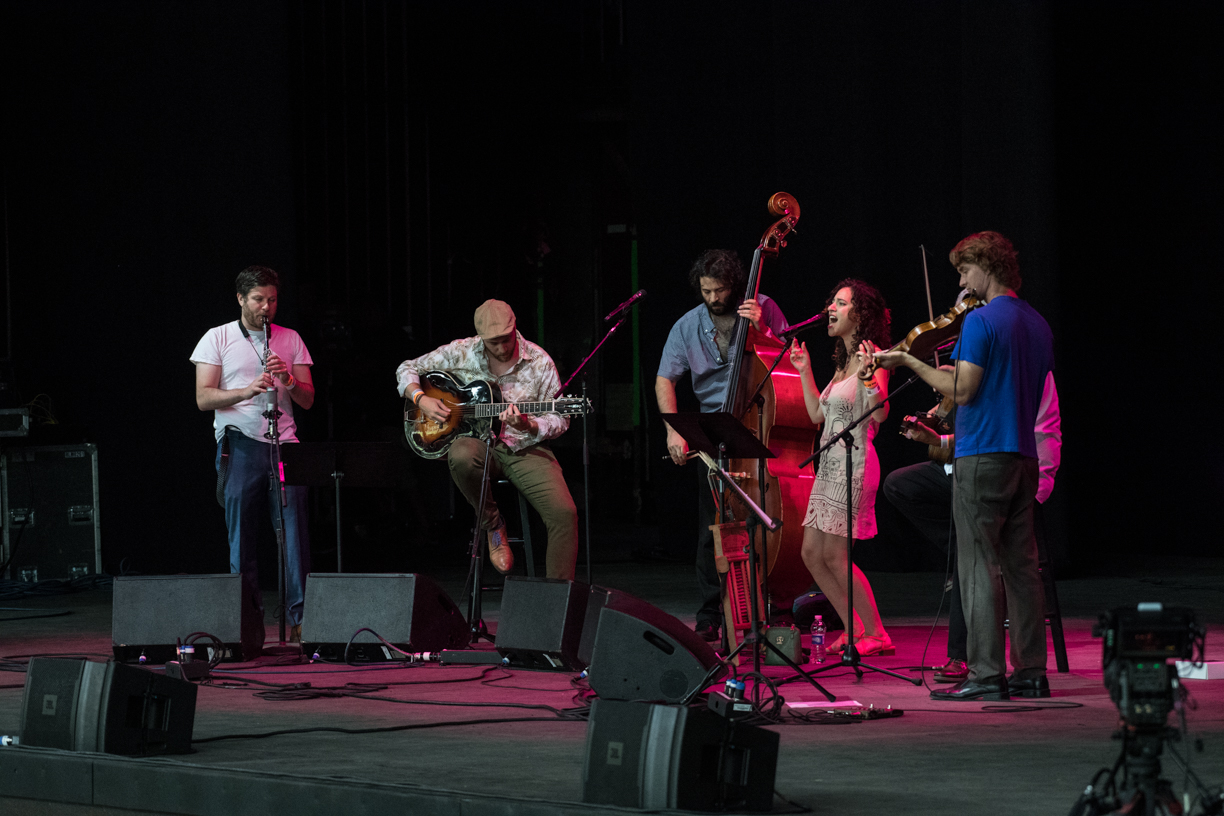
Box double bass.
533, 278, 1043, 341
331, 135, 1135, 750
710, 193, 815, 642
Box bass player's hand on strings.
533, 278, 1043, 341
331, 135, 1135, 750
737, 297, 764, 333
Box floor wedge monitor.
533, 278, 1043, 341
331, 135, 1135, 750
112, 574, 262, 664
301, 573, 468, 661
496, 577, 591, 670
586, 592, 726, 703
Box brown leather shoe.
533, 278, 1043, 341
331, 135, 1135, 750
290, 624, 302, 644
934, 658, 969, 682
487, 524, 514, 574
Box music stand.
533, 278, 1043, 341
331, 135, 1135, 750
280, 442, 400, 573
662, 412, 835, 703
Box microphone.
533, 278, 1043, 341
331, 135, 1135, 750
604, 289, 647, 321
778, 311, 827, 340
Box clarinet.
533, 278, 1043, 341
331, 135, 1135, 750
263, 316, 281, 435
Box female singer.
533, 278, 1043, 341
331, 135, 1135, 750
788, 279, 893, 656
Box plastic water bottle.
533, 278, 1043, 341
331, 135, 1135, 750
811, 615, 826, 664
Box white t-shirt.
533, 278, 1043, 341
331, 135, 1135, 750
190, 321, 313, 443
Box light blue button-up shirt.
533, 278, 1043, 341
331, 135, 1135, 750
657, 295, 788, 413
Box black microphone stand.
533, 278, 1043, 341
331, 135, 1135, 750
261, 321, 290, 647
556, 302, 636, 585
461, 426, 498, 644
786, 371, 927, 686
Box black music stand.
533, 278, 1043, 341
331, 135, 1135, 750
662, 412, 835, 703
280, 442, 399, 573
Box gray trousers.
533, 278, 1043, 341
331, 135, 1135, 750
953, 453, 1046, 683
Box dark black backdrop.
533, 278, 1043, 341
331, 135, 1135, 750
2, 1, 1219, 581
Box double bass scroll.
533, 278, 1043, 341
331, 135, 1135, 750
719, 193, 801, 420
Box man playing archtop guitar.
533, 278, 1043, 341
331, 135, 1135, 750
396, 299, 580, 580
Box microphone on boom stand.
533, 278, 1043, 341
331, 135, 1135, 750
604, 289, 647, 321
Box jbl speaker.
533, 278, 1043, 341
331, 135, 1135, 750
112, 574, 262, 663
586, 594, 726, 703
496, 577, 592, 670
582, 699, 779, 811
20, 658, 197, 756
301, 573, 468, 661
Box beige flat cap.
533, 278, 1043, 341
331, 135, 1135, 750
474, 299, 516, 340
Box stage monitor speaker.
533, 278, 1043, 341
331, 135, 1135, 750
301, 573, 468, 661
582, 699, 779, 811
20, 658, 197, 756
112, 574, 262, 664
577, 585, 630, 667
496, 577, 591, 670
586, 593, 726, 703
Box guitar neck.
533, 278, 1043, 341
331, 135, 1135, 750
468, 400, 566, 418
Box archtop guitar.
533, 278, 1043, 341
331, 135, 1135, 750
403, 370, 591, 459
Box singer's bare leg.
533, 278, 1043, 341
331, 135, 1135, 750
800, 526, 886, 640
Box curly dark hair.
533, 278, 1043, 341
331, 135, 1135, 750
688, 249, 746, 298
949, 231, 1021, 291
236, 265, 279, 297
825, 278, 891, 372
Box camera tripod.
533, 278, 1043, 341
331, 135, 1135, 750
1069, 725, 1222, 816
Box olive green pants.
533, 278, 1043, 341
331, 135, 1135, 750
447, 436, 578, 580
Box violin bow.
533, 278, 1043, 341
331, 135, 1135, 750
920, 244, 940, 369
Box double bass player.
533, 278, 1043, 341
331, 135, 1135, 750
655, 249, 789, 643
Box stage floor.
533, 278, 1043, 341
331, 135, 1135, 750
2, 559, 1222, 815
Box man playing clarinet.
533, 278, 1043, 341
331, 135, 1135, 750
191, 265, 315, 644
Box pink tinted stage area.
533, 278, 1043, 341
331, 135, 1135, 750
1, 563, 1223, 816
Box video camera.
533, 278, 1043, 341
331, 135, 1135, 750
1094, 603, 1204, 728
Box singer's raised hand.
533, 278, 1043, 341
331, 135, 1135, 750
788, 340, 811, 376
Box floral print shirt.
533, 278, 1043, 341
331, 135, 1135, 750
396, 332, 569, 451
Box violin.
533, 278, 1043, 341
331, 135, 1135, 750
899, 394, 955, 464
860, 291, 982, 380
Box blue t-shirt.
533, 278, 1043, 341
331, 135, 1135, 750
657, 295, 788, 413
951, 296, 1053, 459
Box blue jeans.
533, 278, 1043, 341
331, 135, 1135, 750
215, 429, 311, 626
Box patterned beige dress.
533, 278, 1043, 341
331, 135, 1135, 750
802, 374, 881, 539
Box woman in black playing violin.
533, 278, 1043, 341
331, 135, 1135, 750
788, 279, 894, 656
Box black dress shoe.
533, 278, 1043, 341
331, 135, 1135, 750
1007, 674, 1050, 698
933, 658, 969, 683
695, 620, 720, 642
930, 677, 1009, 701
